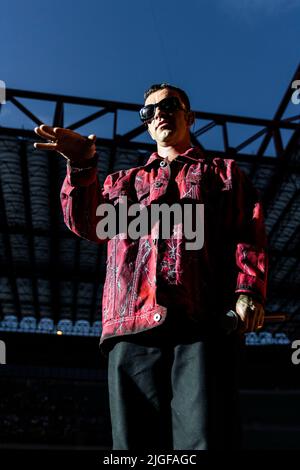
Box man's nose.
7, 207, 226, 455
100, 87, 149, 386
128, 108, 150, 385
154, 104, 165, 120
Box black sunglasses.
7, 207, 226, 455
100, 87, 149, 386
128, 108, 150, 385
139, 96, 185, 122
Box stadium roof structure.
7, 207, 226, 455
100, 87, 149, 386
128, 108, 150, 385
0, 64, 300, 340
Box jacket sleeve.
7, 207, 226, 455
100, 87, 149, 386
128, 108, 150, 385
60, 154, 124, 243
232, 162, 268, 305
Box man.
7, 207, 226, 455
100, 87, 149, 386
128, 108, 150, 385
34, 83, 268, 450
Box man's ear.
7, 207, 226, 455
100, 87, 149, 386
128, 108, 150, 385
187, 111, 195, 126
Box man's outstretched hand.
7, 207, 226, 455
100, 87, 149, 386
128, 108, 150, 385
235, 294, 264, 332
34, 125, 96, 162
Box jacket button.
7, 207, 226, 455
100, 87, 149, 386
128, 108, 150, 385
154, 181, 163, 188
160, 160, 167, 168
153, 313, 162, 322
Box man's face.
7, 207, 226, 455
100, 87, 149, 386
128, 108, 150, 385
145, 88, 192, 146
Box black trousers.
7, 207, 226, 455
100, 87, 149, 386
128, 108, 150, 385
107, 316, 241, 451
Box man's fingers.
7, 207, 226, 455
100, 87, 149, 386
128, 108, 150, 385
40, 124, 55, 133
256, 307, 265, 330
33, 126, 96, 160
249, 311, 257, 332
40, 124, 56, 137
33, 142, 58, 151
246, 304, 260, 332
248, 306, 264, 332
86, 134, 97, 147
236, 295, 265, 333
53, 127, 69, 138
236, 298, 254, 332
34, 126, 56, 141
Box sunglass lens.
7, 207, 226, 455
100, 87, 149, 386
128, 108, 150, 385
140, 105, 154, 121
162, 97, 179, 112
160, 98, 173, 112
139, 97, 181, 121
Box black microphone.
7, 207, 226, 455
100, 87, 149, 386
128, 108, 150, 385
221, 310, 287, 334
221, 310, 240, 334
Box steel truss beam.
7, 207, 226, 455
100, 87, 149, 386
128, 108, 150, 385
1, 86, 298, 166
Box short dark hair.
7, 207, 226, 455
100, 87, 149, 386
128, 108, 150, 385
144, 83, 191, 111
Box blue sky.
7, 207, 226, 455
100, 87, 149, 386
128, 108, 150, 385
1, 0, 300, 138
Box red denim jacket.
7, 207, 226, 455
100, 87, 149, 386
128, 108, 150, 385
60, 147, 268, 344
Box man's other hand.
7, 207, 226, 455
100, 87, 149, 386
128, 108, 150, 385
235, 294, 264, 332
34, 125, 96, 162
